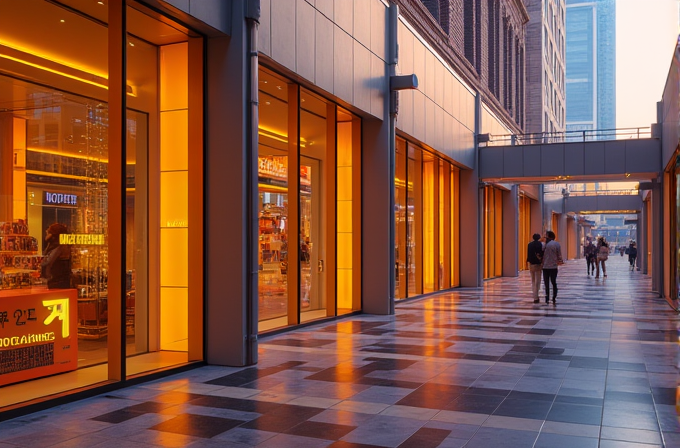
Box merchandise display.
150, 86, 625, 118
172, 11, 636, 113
0, 220, 42, 290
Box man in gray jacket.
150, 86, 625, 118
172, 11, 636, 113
542, 230, 563, 305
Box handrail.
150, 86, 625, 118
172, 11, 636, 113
560, 189, 640, 197
482, 127, 653, 146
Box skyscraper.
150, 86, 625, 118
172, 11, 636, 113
525, 0, 566, 138
566, 0, 616, 137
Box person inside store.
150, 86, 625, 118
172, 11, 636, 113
41, 223, 72, 289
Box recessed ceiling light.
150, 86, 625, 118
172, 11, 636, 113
276, 85, 282, 90
129, 42, 135, 47
60, 19, 65, 23
265, 101, 271, 105
98, 1, 104, 4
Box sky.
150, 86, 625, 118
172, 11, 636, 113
616, 0, 679, 128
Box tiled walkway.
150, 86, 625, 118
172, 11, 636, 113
1, 256, 679, 447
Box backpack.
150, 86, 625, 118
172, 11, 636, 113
597, 245, 609, 261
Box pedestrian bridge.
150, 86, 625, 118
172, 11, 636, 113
563, 191, 643, 214
478, 128, 661, 183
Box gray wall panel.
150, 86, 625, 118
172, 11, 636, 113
371, 53, 386, 118
353, 41, 372, 112
443, 71, 453, 115
425, 99, 435, 145
435, 105, 444, 151
334, 0, 352, 35
424, 51, 435, 100
315, 0, 333, 19
413, 91, 426, 141
504, 147, 523, 177
258, 0, 271, 56
189, 0, 229, 33
625, 139, 661, 173
523, 145, 542, 177
296, 0, 316, 82
480, 147, 504, 177
270, 0, 296, 71
434, 60, 443, 109
541, 144, 564, 176
396, 90, 414, 136
333, 27, 354, 104
370, 0, 387, 61
604, 141, 625, 175
353, 0, 371, 50
564, 144, 584, 176
315, 11, 334, 93
584, 142, 605, 175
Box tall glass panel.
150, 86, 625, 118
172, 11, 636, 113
258, 68, 290, 327
494, 188, 503, 276
0, 0, 109, 404
395, 138, 407, 299
300, 88, 328, 322
422, 152, 436, 293
439, 160, 450, 289
408, 145, 422, 295
451, 167, 460, 286
125, 2, 201, 375
337, 108, 361, 315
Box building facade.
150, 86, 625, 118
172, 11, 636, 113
525, 0, 566, 136
0, 0, 546, 419
565, 0, 616, 135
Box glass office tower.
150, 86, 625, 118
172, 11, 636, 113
565, 0, 615, 137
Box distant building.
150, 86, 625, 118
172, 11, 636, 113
565, 0, 616, 138
525, 0, 566, 139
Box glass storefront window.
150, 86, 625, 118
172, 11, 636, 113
257, 67, 361, 331
484, 186, 503, 279
0, 0, 202, 408
394, 140, 460, 298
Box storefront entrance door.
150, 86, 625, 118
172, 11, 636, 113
300, 157, 324, 322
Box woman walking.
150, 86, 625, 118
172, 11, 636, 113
595, 236, 609, 278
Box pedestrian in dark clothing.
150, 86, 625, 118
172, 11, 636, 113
526, 233, 544, 303
584, 237, 597, 275
628, 242, 638, 271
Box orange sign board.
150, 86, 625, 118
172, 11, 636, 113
0, 289, 78, 387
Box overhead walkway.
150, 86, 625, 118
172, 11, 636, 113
563, 190, 643, 214
479, 128, 661, 183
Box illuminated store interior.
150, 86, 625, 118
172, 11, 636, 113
0, 0, 203, 409
257, 66, 362, 332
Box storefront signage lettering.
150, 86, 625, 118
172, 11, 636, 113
43, 298, 70, 338
44, 192, 78, 206
0, 333, 55, 348
166, 220, 188, 227
259, 156, 287, 180
0, 290, 77, 387
59, 234, 105, 245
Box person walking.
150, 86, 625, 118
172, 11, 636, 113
526, 233, 544, 304
542, 230, 563, 305
628, 241, 638, 271
584, 237, 597, 275
595, 236, 609, 278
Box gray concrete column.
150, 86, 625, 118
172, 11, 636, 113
502, 185, 518, 277
651, 181, 664, 296
460, 93, 482, 287
205, 11, 249, 366
640, 206, 648, 274
362, 119, 392, 314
